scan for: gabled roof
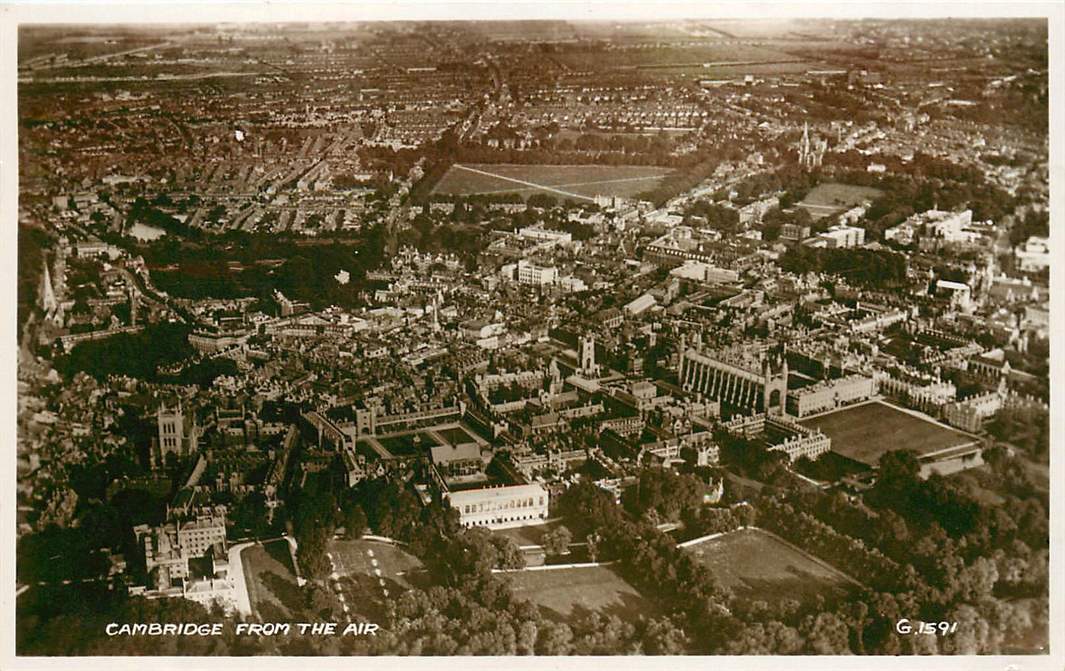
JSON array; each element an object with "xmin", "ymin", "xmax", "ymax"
[{"xmin": 431, "ymin": 442, "xmax": 481, "ymax": 465}]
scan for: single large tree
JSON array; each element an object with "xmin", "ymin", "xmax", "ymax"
[{"xmin": 541, "ymin": 526, "xmax": 572, "ymax": 557}]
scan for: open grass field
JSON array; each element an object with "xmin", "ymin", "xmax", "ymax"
[
  {"xmin": 326, "ymin": 539, "xmax": 425, "ymax": 623},
  {"xmin": 684, "ymin": 528, "xmax": 858, "ymax": 605},
  {"xmin": 697, "ymin": 20, "xmax": 835, "ymax": 39},
  {"xmin": 554, "ymin": 129, "xmax": 692, "ymax": 143},
  {"xmin": 505, "ymin": 565, "xmax": 655, "ymax": 623},
  {"xmin": 431, "ymin": 163, "xmax": 673, "ymax": 201},
  {"xmin": 797, "ymin": 182, "xmax": 883, "ymax": 220},
  {"xmin": 328, "ymin": 539, "xmax": 423, "ymax": 591},
  {"xmin": 800, "ymin": 401, "xmax": 978, "ymax": 468},
  {"xmin": 703, "ymin": 61, "xmax": 815, "ymax": 77},
  {"xmin": 241, "ymin": 539, "xmax": 303, "ymax": 621}
]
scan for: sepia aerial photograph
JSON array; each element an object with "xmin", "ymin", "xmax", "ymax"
[{"xmin": 6, "ymin": 2, "xmax": 1061, "ymax": 665}]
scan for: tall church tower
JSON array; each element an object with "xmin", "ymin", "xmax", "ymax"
[
  {"xmin": 798, "ymin": 121, "xmax": 825, "ymax": 170},
  {"xmin": 129, "ymin": 288, "xmax": 139, "ymax": 327},
  {"xmin": 579, "ymin": 333, "xmax": 599, "ymax": 377},
  {"xmin": 761, "ymin": 346, "xmax": 789, "ymax": 416},
  {"xmin": 431, "ymin": 290, "xmax": 441, "ymax": 332},
  {"xmin": 676, "ymin": 332, "xmax": 689, "ymax": 380}
]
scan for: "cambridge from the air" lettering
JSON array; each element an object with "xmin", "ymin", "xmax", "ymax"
[{"xmin": 105, "ymin": 622, "xmax": 380, "ymax": 636}]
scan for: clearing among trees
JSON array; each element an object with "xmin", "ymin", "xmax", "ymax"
[
  {"xmin": 505, "ymin": 565, "xmax": 656, "ymax": 623},
  {"xmin": 431, "ymin": 163, "xmax": 673, "ymax": 201},
  {"xmin": 796, "ymin": 182, "xmax": 883, "ymax": 220},
  {"xmin": 683, "ymin": 528, "xmax": 858, "ymax": 606}
]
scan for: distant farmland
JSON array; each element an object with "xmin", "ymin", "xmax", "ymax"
[
  {"xmin": 683, "ymin": 528, "xmax": 859, "ymax": 606},
  {"xmin": 796, "ymin": 182, "xmax": 883, "ymax": 220},
  {"xmin": 554, "ymin": 43, "xmax": 801, "ymax": 70},
  {"xmin": 431, "ymin": 163, "xmax": 673, "ymax": 201}
]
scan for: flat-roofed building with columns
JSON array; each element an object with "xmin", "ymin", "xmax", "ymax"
[{"xmin": 446, "ymin": 483, "xmax": 549, "ymax": 529}]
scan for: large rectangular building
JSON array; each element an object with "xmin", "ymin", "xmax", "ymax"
[
  {"xmin": 678, "ymin": 345, "xmax": 788, "ymax": 415},
  {"xmin": 812, "ymin": 224, "xmax": 865, "ymax": 249},
  {"xmin": 722, "ymin": 413, "xmax": 831, "ymax": 462},
  {"xmin": 513, "ymin": 259, "xmax": 562, "ymax": 287},
  {"xmin": 446, "ymin": 483, "xmax": 549, "ymax": 529},
  {"xmin": 786, "ymin": 374, "xmax": 876, "ymax": 417},
  {"xmin": 132, "ymin": 511, "xmax": 234, "ymax": 611}
]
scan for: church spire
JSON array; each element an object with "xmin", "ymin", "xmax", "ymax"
[{"xmin": 40, "ymin": 257, "xmax": 57, "ymax": 314}]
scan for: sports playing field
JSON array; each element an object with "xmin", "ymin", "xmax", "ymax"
[
  {"xmin": 796, "ymin": 182, "xmax": 883, "ymax": 220},
  {"xmin": 326, "ymin": 539, "xmax": 425, "ymax": 622},
  {"xmin": 800, "ymin": 401, "xmax": 978, "ymax": 467},
  {"xmin": 506, "ymin": 565, "xmax": 655, "ymax": 622},
  {"xmin": 683, "ymin": 528, "xmax": 858, "ymax": 605},
  {"xmin": 328, "ymin": 539, "xmax": 423, "ymax": 590},
  {"xmin": 431, "ymin": 163, "xmax": 673, "ymax": 201}
]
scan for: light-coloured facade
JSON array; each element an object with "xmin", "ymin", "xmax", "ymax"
[
  {"xmin": 873, "ymin": 370, "xmax": 957, "ymax": 414},
  {"xmin": 518, "ymin": 225, "xmax": 572, "ymax": 245},
  {"xmin": 511, "ymin": 448, "xmax": 588, "ymax": 479},
  {"xmin": 816, "ymin": 224, "xmax": 865, "ymax": 249},
  {"xmin": 156, "ymin": 402, "xmax": 200, "ymax": 465},
  {"xmin": 1015, "ymin": 236, "xmax": 1050, "ymax": 272},
  {"xmin": 516, "ymin": 259, "xmax": 558, "ymax": 286},
  {"xmin": 132, "ymin": 512, "xmax": 234, "ymax": 611},
  {"xmin": 722, "ymin": 413, "xmax": 831, "ymax": 462},
  {"xmin": 786, "ymin": 374, "xmax": 876, "ymax": 417},
  {"xmin": 936, "ymin": 279, "xmax": 973, "ymax": 311},
  {"xmin": 943, "ymin": 390, "xmax": 1004, "ymax": 433},
  {"xmin": 447, "ymin": 483, "xmax": 550, "ymax": 529}
]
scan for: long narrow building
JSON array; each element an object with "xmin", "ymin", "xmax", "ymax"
[{"xmin": 678, "ymin": 344, "xmax": 788, "ymax": 415}]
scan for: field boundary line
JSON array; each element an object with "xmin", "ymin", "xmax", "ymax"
[
  {"xmin": 794, "ymin": 396, "xmax": 883, "ymax": 421},
  {"xmin": 676, "ymin": 527, "xmax": 747, "ymax": 548},
  {"xmin": 360, "ymin": 534, "xmax": 408, "ymax": 545},
  {"xmin": 489, "ymin": 558, "xmax": 617, "ymax": 575},
  {"xmin": 472, "ymin": 173, "xmax": 665, "ymax": 197},
  {"xmin": 451, "ymin": 164, "xmax": 595, "ymax": 202},
  {"xmin": 876, "ymin": 400, "xmax": 983, "ymax": 441},
  {"xmin": 677, "ymin": 525, "xmax": 868, "ymax": 590}
]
